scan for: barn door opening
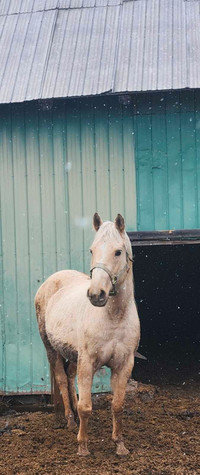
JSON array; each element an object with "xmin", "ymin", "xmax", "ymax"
[{"xmin": 130, "ymin": 237, "xmax": 200, "ymax": 386}]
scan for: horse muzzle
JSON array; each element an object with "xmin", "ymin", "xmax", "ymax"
[{"xmin": 87, "ymin": 288, "xmax": 108, "ymax": 307}]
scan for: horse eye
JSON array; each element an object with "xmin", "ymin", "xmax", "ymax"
[
  {"xmin": 90, "ymin": 249, "xmax": 93, "ymax": 254},
  {"xmin": 115, "ymin": 250, "xmax": 122, "ymax": 256}
]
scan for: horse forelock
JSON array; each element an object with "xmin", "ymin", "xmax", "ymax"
[{"xmin": 93, "ymin": 222, "xmax": 122, "ymax": 245}]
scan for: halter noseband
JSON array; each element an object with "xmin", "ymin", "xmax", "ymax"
[{"xmin": 90, "ymin": 251, "xmax": 133, "ymax": 296}]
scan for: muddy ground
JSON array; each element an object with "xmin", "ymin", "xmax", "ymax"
[{"xmin": 0, "ymin": 382, "xmax": 199, "ymax": 475}]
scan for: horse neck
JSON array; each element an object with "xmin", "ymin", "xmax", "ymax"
[{"xmin": 106, "ymin": 266, "xmax": 134, "ymax": 318}]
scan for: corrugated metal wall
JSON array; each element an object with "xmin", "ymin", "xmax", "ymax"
[
  {"xmin": 0, "ymin": 96, "xmax": 137, "ymax": 393},
  {"xmin": 0, "ymin": 90, "xmax": 200, "ymax": 393},
  {"xmin": 135, "ymin": 90, "xmax": 200, "ymax": 231}
]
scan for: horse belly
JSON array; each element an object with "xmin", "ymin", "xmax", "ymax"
[
  {"xmin": 45, "ymin": 290, "xmax": 84, "ymax": 361},
  {"xmin": 49, "ymin": 337, "xmax": 78, "ymax": 362}
]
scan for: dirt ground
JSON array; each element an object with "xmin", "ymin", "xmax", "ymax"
[{"xmin": 0, "ymin": 382, "xmax": 199, "ymax": 475}]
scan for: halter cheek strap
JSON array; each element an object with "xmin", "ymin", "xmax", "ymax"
[{"xmin": 90, "ymin": 252, "xmax": 134, "ymax": 296}]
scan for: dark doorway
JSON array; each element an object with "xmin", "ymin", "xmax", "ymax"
[{"xmin": 132, "ymin": 244, "xmax": 200, "ymax": 386}]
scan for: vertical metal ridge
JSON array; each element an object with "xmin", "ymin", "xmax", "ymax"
[
  {"xmin": 40, "ymin": 8, "xmax": 59, "ymax": 98},
  {"xmin": 38, "ymin": 105, "xmax": 57, "ymax": 387},
  {"xmin": 63, "ymin": 101, "xmax": 72, "ymax": 269},
  {"xmin": 23, "ymin": 104, "xmax": 33, "ymax": 390},
  {"xmin": 80, "ymin": 100, "xmax": 98, "ymax": 272},
  {"xmin": 0, "ymin": 105, "xmax": 18, "ymax": 392},
  {"xmin": 186, "ymin": 0, "xmax": 200, "ymax": 88},
  {"xmin": 140, "ymin": 0, "xmax": 148, "ymax": 91},
  {"xmin": 121, "ymin": 106, "xmax": 126, "ymax": 218},
  {"xmin": 150, "ymin": 106, "xmax": 155, "ymax": 231},
  {"xmin": 179, "ymin": 102, "xmax": 184, "ymax": 229},
  {"xmin": 52, "ymin": 9, "xmax": 82, "ymax": 97},
  {"xmin": 79, "ymin": 102, "xmax": 85, "ymax": 272},
  {"xmin": 83, "ymin": 6, "xmax": 107, "ymax": 96},
  {"xmin": 10, "ymin": 12, "xmax": 33, "ymax": 102},
  {"xmin": 172, "ymin": 0, "xmax": 187, "ymax": 90},
  {"xmin": 44, "ymin": 10, "xmax": 70, "ymax": 98},
  {"xmin": 26, "ymin": 9, "xmax": 58, "ymax": 100},
  {"xmin": 67, "ymin": 7, "xmax": 86, "ymax": 96},
  {"xmin": 1, "ymin": 13, "xmax": 31, "ymax": 103},
  {"xmin": 26, "ymin": 101, "xmax": 49, "ymax": 392},
  {"xmin": 22, "ymin": 11, "xmax": 46, "ymax": 102},
  {"xmin": 51, "ymin": 110, "xmax": 58, "ymax": 271},
  {"xmin": 142, "ymin": 0, "xmax": 159, "ymax": 91},
  {"xmin": 96, "ymin": 5, "xmax": 109, "ymax": 93},
  {"xmin": 135, "ymin": 103, "xmax": 140, "ymax": 230},
  {"xmin": 0, "ymin": 14, "xmax": 19, "ymax": 94},
  {"xmin": 0, "ymin": 111, "xmax": 6, "ymax": 392},
  {"xmin": 107, "ymin": 3, "xmax": 121, "ymax": 94},
  {"xmin": 80, "ymin": 7, "xmax": 96, "ymax": 96},
  {"xmin": 114, "ymin": 0, "xmax": 134, "ymax": 92},
  {"xmin": 128, "ymin": 0, "xmax": 146, "ymax": 91},
  {"xmin": 37, "ymin": 109, "xmax": 45, "ymax": 284},
  {"xmin": 8, "ymin": 0, "xmax": 23, "ymax": 15},
  {"xmin": 11, "ymin": 103, "xmax": 33, "ymax": 392},
  {"xmin": 67, "ymin": 9, "xmax": 89, "ymax": 96},
  {"xmin": 164, "ymin": 97, "xmax": 170, "ymax": 231},
  {"xmin": 107, "ymin": 101, "xmax": 112, "ymax": 220},
  {"xmin": 0, "ymin": 0, "xmax": 10, "ymax": 16},
  {"xmin": 10, "ymin": 105, "xmax": 19, "ymax": 391},
  {"xmin": 193, "ymin": 93, "xmax": 199, "ymax": 228},
  {"xmin": 195, "ymin": 90, "xmax": 200, "ymax": 227},
  {"xmin": 93, "ymin": 105, "xmax": 98, "ymax": 212},
  {"xmin": 157, "ymin": 0, "xmax": 173, "ymax": 90},
  {"xmin": 52, "ymin": 101, "xmax": 71, "ymax": 272}
]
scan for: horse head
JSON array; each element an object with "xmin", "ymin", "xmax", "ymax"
[{"xmin": 87, "ymin": 213, "xmax": 133, "ymax": 307}]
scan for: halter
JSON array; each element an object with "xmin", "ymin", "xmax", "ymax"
[{"xmin": 90, "ymin": 251, "xmax": 134, "ymax": 296}]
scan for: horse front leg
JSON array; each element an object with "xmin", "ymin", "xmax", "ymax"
[
  {"xmin": 77, "ymin": 358, "xmax": 93, "ymax": 456},
  {"xmin": 111, "ymin": 355, "xmax": 134, "ymax": 456}
]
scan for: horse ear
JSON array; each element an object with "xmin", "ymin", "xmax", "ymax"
[
  {"xmin": 93, "ymin": 212, "xmax": 103, "ymax": 231},
  {"xmin": 115, "ymin": 214, "xmax": 125, "ymax": 234}
]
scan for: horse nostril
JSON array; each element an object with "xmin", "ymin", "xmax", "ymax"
[
  {"xmin": 99, "ymin": 289, "xmax": 106, "ymax": 301},
  {"xmin": 87, "ymin": 288, "xmax": 107, "ymax": 306}
]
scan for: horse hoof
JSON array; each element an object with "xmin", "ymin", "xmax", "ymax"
[
  {"xmin": 77, "ymin": 443, "xmax": 90, "ymax": 456},
  {"xmin": 67, "ymin": 418, "xmax": 77, "ymax": 432},
  {"xmin": 116, "ymin": 442, "xmax": 130, "ymax": 456}
]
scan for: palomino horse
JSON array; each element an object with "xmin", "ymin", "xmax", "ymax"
[{"xmin": 35, "ymin": 213, "xmax": 140, "ymax": 456}]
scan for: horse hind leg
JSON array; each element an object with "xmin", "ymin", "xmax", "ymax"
[
  {"xmin": 35, "ymin": 301, "xmax": 76, "ymax": 430},
  {"xmin": 53, "ymin": 354, "xmax": 77, "ymax": 431},
  {"xmin": 64, "ymin": 361, "xmax": 78, "ymax": 420},
  {"xmin": 41, "ymin": 335, "xmax": 77, "ymax": 430}
]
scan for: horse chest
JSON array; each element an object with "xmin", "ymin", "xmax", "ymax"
[{"xmin": 86, "ymin": 323, "xmax": 132, "ymax": 368}]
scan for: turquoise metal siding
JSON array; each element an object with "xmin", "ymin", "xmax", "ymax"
[
  {"xmin": 0, "ymin": 97, "xmax": 137, "ymax": 393},
  {"xmin": 0, "ymin": 90, "xmax": 200, "ymax": 394},
  {"xmin": 135, "ymin": 90, "xmax": 200, "ymax": 231}
]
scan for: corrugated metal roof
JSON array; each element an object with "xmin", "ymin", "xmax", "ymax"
[{"xmin": 0, "ymin": 0, "xmax": 200, "ymax": 103}]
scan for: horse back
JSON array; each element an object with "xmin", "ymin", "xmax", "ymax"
[{"xmin": 35, "ymin": 270, "xmax": 89, "ymax": 330}]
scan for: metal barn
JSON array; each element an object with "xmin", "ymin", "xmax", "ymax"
[{"xmin": 0, "ymin": 0, "xmax": 200, "ymax": 394}]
